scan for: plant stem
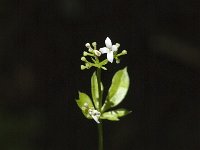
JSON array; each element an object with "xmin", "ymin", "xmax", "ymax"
[
  {"xmin": 96, "ymin": 68, "xmax": 103, "ymax": 150},
  {"xmin": 96, "ymin": 68, "xmax": 102, "ymax": 109},
  {"xmin": 98, "ymin": 123, "xmax": 103, "ymax": 150}
]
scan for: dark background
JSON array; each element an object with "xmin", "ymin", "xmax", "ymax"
[{"xmin": 0, "ymin": 0, "xmax": 200, "ymax": 150}]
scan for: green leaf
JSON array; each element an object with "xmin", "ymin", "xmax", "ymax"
[
  {"xmin": 76, "ymin": 92, "xmax": 94, "ymax": 119},
  {"xmin": 101, "ymin": 66, "xmax": 107, "ymax": 70},
  {"xmin": 99, "ymin": 59, "xmax": 108, "ymax": 66},
  {"xmin": 101, "ymin": 108, "xmax": 132, "ymax": 121},
  {"xmin": 91, "ymin": 71, "xmax": 103, "ymax": 110},
  {"xmin": 91, "ymin": 72, "xmax": 99, "ymax": 109},
  {"xmin": 101, "ymin": 67, "xmax": 130, "ymax": 112}
]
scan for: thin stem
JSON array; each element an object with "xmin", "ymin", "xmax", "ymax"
[
  {"xmin": 96, "ymin": 68, "xmax": 103, "ymax": 150},
  {"xmin": 96, "ymin": 68, "xmax": 102, "ymax": 110},
  {"xmin": 98, "ymin": 123, "xmax": 103, "ymax": 150}
]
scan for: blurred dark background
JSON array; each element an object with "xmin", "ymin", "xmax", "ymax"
[{"xmin": 0, "ymin": 0, "xmax": 200, "ymax": 150}]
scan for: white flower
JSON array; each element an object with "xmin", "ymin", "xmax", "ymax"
[
  {"xmin": 99, "ymin": 37, "xmax": 118, "ymax": 63},
  {"xmin": 89, "ymin": 109, "xmax": 101, "ymax": 124}
]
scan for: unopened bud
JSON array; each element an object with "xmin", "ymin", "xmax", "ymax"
[
  {"xmin": 85, "ymin": 43, "xmax": 90, "ymax": 48},
  {"xmin": 88, "ymin": 48, "xmax": 93, "ymax": 53},
  {"xmin": 81, "ymin": 65, "xmax": 86, "ymax": 70},
  {"xmin": 116, "ymin": 43, "xmax": 120, "ymax": 48},
  {"xmin": 122, "ymin": 50, "xmax": 127, "ymax": 55},
  {"xmin": 81, "ymin": 57, "xmax": 87, "ymax": 62},
  {"xmin": 92, "ymin": 42, "xmax": 97, "ymax": 49},
  {"xmin": 83, "ymin": 51, "xmax": 88, "ymax": 56},
  {"xmin": 94, "ymin": 50, "xmax": 101, "ymax": 57}
]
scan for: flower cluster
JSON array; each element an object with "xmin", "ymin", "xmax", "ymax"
[
  {"xmin": 81, "ymin": 37, "xmax": 127, "ymax": 70},
  {"xmin": 82, "ymin": 103, "xmax": 101, "ymax": 123}
]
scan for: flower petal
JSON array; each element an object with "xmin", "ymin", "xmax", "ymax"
[
  {"xmin": 107, "ymin": 51, "xmax": 114, "ymax": 63},
  {"xmin": 112, "ymin": 45, "xmax": 118, "ymax": 52},
  {"xmin": 99, "ymin": 47, "xmax": 109, "ymax": 54},
  {"xmin": 91, "ymin": 115, "xmax": 100, "ymax": 124},
  {"xmin": 105, "ymin": 37, "xmax": 112, "ymax": 49}
]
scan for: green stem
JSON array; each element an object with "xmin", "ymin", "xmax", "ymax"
[
  {"xmin": 98, "ymin": 123, "xmax": 103, "ymax": 150},
  {"xmin": 97, "ymin": 68, "xmax": 102, "ymax": 109},
  {"xmin": 96, "ymin": 68, "xmax": 103, "ymax": 150}
]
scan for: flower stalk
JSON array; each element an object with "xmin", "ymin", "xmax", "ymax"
[{"xmin": 96, "ymin": 67, "xmax": 103, "ymax": 150}]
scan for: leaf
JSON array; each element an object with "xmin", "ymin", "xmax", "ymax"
[
  {"xmin": 76, "ymin": 92, "xmax": 94, "ymax": 119},
  {"xmin": 101, "ymin": 66, "xmax": 107, "ymax": 70},
  {"xmin": 91, "ymin": 71, "xmax": 103, "ymax": 110},
  {"xmin": 91, "ymin": 72, "xmax": 99, "ymax": 109},
  {"xmin": 99, "ymin": 59, "xmax": 108, "ymax": 66},
  {"xmin": 101, "ymin": 67, "xmax": 130, "ymax": 112},
  {"xmin": 101, "ymin": 108, "xmax": 132, "ymax": 121}
]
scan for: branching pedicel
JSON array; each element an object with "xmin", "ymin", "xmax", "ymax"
[{"xmin": 76, "ymin": 37, "xmax": 131, "ymax": 150}]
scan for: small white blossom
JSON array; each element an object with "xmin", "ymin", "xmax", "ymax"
[
  {"xmin": 89, "ymin": 109, "xmax": 101, "ymax": 124},
  {"xmin": 99, "ymin": 37, "xmax": 118, "ymax": 63}
]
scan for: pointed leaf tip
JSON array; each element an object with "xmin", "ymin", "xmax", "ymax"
[
  {"xmin": 102, "ymin": 67, "xmax": 130, "ymax": 112},
  {"xmin": 101, "ymin": 108, "xmax": 131, "ymax": 121},
  {"xmin": 76, "ymin": 92, "xmax": 94, "ymax": 119}
]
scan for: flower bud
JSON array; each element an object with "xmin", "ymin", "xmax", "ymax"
[
  {"xmin": 83, "ymin": 51, "xmax": 88, "ymax": 56},
  {"xmin": 81, "ymin": 57, "xmax": 87, "ymax": 62},
  {"xmin": 92, "ymin": 42, "xmax": 97, "ymax": 49},
  {"xmin": 94, "ymin": 50, "xmax": 101, "ymax": 57},
  {"xmin": 122, "ymin": 50, "xmax": 127, "ymax": 55},
  {"xmin": 80, "ymin": 65, "xmax": 86, "ymax": 70},
  {"xmin": 85, "ymin": 43, "xmax": 90, "ymax": 48},
  {"xmin": 116, "ymin": 43, "xmax": 120, "ymax": 48},
  {"xmin": 88, "ymin": 48, "xmax": 93, "ymax": 53}
]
